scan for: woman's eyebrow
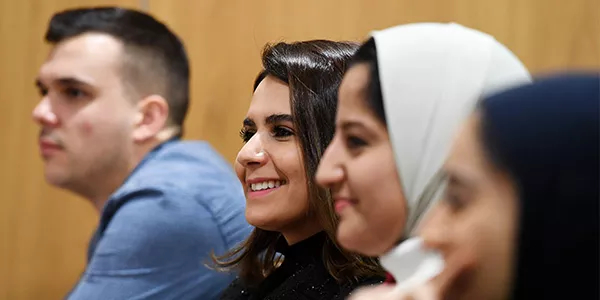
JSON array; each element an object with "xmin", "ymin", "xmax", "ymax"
[
  {"xmin": 242, "ymin": 117, "xmax": 255, "ymax": 127},
  {"xmin": 265, "ymin": 114, "xmax": 293, "ymax": 125},
  {"xmin": 446, "ymin": 167, "xmax": 478, "ymax": 190}
]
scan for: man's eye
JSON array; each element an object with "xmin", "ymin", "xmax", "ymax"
[{"xmin": 64, "ymin": 88, "xmax": 86, "ymax": 99}]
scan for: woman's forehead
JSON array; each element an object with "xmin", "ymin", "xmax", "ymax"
[
  {"xmin": 339, "ymin": 64, "xmax": 370, "ymax": 101},
  {"xmin": 247, "ymin": 76, "xmax": 292, "ymax": 121}
]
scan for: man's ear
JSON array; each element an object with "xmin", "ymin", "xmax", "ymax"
[{"xmin": 132, "ymin": 94, "xmax": 170, "ymax": 142}]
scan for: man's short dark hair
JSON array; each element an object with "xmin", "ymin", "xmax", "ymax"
[{"xmin": 45, "ymin": 7, "xmax": 190, "ymax": 133}]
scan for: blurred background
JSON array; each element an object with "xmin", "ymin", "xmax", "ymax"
[{"xmin": 0, "ymin": 0, "xmax": 598, "ymax": 298}]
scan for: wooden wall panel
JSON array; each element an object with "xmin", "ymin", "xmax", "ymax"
[
  {"xmin": 0, "ymin": 1, "xmax": 139, "ymax": 299},
  {"xmin": 1, "ymin": 0, "xmax": 598, "ymax": 299},
  {"xmin": 147, "ymin": 0, "xmax": 599, "ymax": 164}
]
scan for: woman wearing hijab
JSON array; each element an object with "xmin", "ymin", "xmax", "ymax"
[
  {"xmin": 214, "ymin": 40, "xmax": 384, "ymax": 300},
  {"xmin": 316, "ymin": 22, "xmax": 531, "ymax": 267},
  {"xmin": 353, "ymin": 73, "xmax": 600, "ymax": 299}
]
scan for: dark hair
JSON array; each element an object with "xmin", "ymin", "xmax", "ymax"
[
  {"xmin": 213, "ymin": 40, "xmax": 384, "ymax": 285},
  {"xmin": 349, "ymin": 38, "xmax": 386, "ymax": 124},
  {"xmin": 45, "ymin": 7, "xmax": 190, "ymax": 135}
]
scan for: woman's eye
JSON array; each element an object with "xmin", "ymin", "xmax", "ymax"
[
  {"xmin": 273, "ymin": 126, "xmax": 294, "ymax": 138},
  {"xmin": 443, "ymin": 190, "xmax": 468, "ymax": 212},
  {"xmin": 346, "ymin": 136, "xmax": 368, "ymax": 149},
  {"xmin": 239, "ymin": 128, "xmax": 255, "ymax": 143}
]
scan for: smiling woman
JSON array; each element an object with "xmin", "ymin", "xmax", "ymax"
[
  {"xmin": 315, "ymin": 23, "xmax": 532, "ymax": 260},
  {"xmin": 213, "ymin": 40, "xmax": 385, "ymax": 300},
  {"xmin": 238, "ymin": 76, "xmax": 311, "ymax": 238}
]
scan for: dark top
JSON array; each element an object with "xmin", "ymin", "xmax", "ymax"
[{"xmin": 220, "ymin": 231, "xmax": 384, "ymax": 300}]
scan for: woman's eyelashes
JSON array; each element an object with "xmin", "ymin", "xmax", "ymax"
[
  {"xmin": 239, "ymin": 125, "xmax": 295, "ymax": 143},
  {"xmin": 345, "ymin": 134, "xmax": 368, "ymax": 150},
  {"xmin": 272, "ymin": 126, "xmax": 294, "ymax": 138},
  {"xmin": 239, "ymin": 128, "xmax": 255, "ymax": 143},
  {"xmin": 443, "ymin": 186, "xmax": 469, "ymax": 212}
]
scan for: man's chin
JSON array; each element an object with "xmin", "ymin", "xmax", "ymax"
[{"xmin": 44, "ymin": 170, "xmax": 71, "ymax": 188}]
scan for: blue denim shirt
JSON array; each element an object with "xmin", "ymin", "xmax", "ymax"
[{"xmin": 67, "ymin": 139, "xmax": 252, "ymax": 300}]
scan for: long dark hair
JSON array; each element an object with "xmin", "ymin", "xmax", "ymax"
[{"xmin": 212, "ymin": 40, "xmax": 384, "ymax": 286}]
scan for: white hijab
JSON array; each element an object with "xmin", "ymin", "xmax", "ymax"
[{"xmin": 371, "ymin": 22, "xmax": 532, "ymax": 237}]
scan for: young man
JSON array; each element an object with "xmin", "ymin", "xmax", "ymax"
[{"xmin": 33, "ymin": 7, "xmax": 251, "ymax": 299}]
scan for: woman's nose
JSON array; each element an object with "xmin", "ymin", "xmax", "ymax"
[
  {"xmin": 316, "ymin": 137, "xmax": 344, "ymax": 188},
  {"xmin": 418, "ymin": 205, "xmax": 450, "ymax": 251},
  {"xmin": 236, "ymin": 133, "xmax": 268, "ymax": 168}
]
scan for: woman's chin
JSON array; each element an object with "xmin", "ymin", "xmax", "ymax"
[
  {"xmin": 336, "ymin": 226, "xmax": 380, "ymax": 256},
  {"xmin": 245, "ymin": 212, "xmax": 278, "ymax": 231}
]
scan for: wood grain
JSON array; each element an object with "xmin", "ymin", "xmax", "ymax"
[
  {"xmin": 1, "ymin": 0, "xmax": 597, "ymax": 298},
  {"xmin": 148, "ymin": 0, "xmax": 599, "ymax": 163}
]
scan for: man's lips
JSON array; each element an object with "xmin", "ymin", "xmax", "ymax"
[{"xmin": 39, "ymin": 139, "xmax": 62, "ymax": 157}]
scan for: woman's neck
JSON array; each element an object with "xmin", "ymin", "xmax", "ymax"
[{"xmin": 281, "ymin": 219, "xmax": 323, "ymax": 245}]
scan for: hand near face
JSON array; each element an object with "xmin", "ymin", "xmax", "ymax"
[{"xmin": 349, "ymin": 248, "xmax": 475, "ymax": 300}]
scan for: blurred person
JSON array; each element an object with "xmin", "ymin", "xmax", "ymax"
[
  {"xmin": 214, "ymin": 40, "xmax": 385, "ymax": 300},
  {"xmin": 351, "ymin": 73, "xmax": 600, "ymax": 299},
  {"xmin": 316, "ymin": 22, "xmax": 531, "ymax": 262},
  {"xmin": 33, "ymin": 7, "xmax": 251, "ymax": 299}
]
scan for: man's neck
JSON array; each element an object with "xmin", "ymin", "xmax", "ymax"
[
  {"xmin": 90, "ymin": 192, "xmax": 114, "ymax": 212},
  {"xmin": 85, "ymin": 160, "xmax": 137, "ymax": 213},
  {"xmin": 86, "ymin": 130, "xmax": 178, "ymax": 213}
]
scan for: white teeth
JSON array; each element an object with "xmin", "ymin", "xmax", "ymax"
[{"xmin": 250, "ymin": 180, "xmax": 285, "ymax": 191}]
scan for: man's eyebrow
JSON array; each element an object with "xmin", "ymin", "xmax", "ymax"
[{"xmin": 35, "ymin": 76, "xmax": 93, "ymax": 89}]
